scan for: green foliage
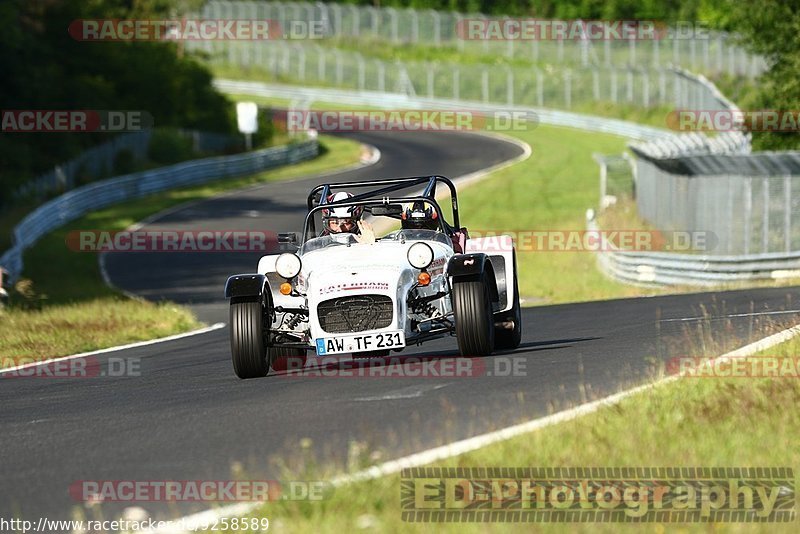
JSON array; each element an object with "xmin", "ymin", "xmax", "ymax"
[
  {"xmin": 719, "ymin": 0, "xmax": 800, "ymax": 149},
  {"xmin": 251, "ymin": 109, "xmax": 276, "ymax": 149},
  {"xmin": 0, "ymin": 0, "xmax": 235, "ymax": 194},
  {"xmin": 328, "ymin": 0, "xmax": 722, "ymax": 19},
  {"xmin": 112, "ymin": 149, "xmax": 136, "ymax": 175},
  {"xmin": 147, "ymin": 128, "xmax": 195, "ymax": 164}
]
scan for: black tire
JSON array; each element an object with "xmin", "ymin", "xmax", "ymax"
[
  {"xmin": 494, "ymin": 254, "xmax": 522, "ymax": 350},
  {"xmin": 270, "ymin": 347, "xmax": 308, "ymax": 372},
  {"xmin": 452, "ymin": 276, "xmax": 495, "ymax": 356},
  {"xmin": 230, "ymin": 299, "xmax": 268, "ymax": 379}
]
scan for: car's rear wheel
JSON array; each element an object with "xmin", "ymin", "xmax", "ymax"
[
  {"xmin": 270, "ymin": 347, "xmax": 308, "ymax": 372},
  {"xmin": 494, "ymin": 253, "xmax": 522, "ymax": 350},
  {"xmin": 452, "ymin": 275, "xmax": 495, "ymax": 356},
  {"xmin": 230, "ymin": 299, "xmax": 269, "ymax": 379}
]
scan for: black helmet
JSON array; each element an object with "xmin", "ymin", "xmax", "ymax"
[{"xmin": 402, "ymin": 201, "xmax": 439, "ymax": 231}]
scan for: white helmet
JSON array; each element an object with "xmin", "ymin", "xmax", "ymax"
[{"xmin": 322, "ymin": 191, "xmax": 363, "ymax": 234}]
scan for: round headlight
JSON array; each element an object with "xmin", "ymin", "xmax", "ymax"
[
  {"xmin": 275, "ymin": 253, "xmax": 302, "ymax": 279},
  {"xmin": 407, "ymin": 242, "xmax": 434, "ymax": 270}
]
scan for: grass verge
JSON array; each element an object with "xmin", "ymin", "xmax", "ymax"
[
  {"xmin": 0, "ymin": 135, "xmax": 364, "ymax": 364},
  {"xmin": 250, "ymin": 324, "xmax": 800, "ymax": 533}
]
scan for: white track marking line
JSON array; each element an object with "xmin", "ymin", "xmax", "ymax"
[
  {"xmin": 144, "ymin": 321, "xmax": 800, "ymax": 533},
  {"xmin": 353, "ymin": 383, "xmax": 449, "ymax": 402},
  {"xmin": 0, "ymin": 323, "xmax": 225, "ymax": 375},
  {"xmin": 660, "ymin": 309, "xmax": 800, "ymax": 322}
]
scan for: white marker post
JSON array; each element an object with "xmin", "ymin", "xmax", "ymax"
[{"xmin": 236, "ymin": 102, "xmax": 259, "ymax": 151}]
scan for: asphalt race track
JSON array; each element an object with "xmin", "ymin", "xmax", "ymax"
[{"xmin": 3, "ymin": 130, "xmax": 800, "ymax": 524}]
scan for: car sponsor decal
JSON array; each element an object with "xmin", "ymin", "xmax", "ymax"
[{"xmin": 318, "ymin": 282, "xmax": 390, "ymax": 295}]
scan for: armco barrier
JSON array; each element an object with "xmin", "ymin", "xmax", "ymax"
[
  {"xmin": 587, "ymin": 217, "xmax": 800, "ymax": 286},
  {"xmin": 213, "ymin": 79, "xmax": 670, "ymax": 141},
  {"xmin": 0, "ymin": 139, "xmax": 318, "ymax": 284}
]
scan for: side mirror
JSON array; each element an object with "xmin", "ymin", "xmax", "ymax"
[
  {"xmin": 278, "ymin": 232, "xmax": 299, "ymax": 252},
  {"xmin": 277, "ymin": 232, "xmax": 298, "ymax": 244}
]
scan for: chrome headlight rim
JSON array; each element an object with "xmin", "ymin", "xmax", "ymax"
[
  {"xmin": 407, "ymin": 242, "xmax": 434, "ymax": 270},
  {"xmin": 275, "ymin": 253, "xmax": 302, "ymax": 279}
]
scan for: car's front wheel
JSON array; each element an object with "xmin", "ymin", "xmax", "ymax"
[
  {"xmin": 452, "ymin": 275, "xmax": 495, "ymax": 356},
  {"xmin": 230, "ymin": 299, "xmax": 269, "ymax": 379}
]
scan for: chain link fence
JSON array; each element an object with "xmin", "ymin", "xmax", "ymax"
[
  {"xmin": 195, "ymin": 39, "xmax": 739, "ymax": 114},
  {"xmin": 197, "ymin": 1, "xmax": 767, "ymax": 77},
  {"xmin": 620, "ymin": 69, "xmax": 800, "ymax": 258},
  {"xmin": 632, "ymin": 157, "xmax": 800, "ymax": 256}
]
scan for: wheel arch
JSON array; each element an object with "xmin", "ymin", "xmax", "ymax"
[{"xmin": 446, "ymin": 253, "xmax": 499, "ymax": 303}]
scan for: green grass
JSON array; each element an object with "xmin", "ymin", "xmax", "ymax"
[
  {"xmin": 457, "ymin": 125, "xmax": 664, "ymax": 304},
  {"xmin": 0, "ymin": 300, "xmax": 198, "ymax": 365},
  {"xmin": 0, "ymin": 135, "xmax": 364, "ymax": 364},
  {"xmin": 247, "ymin": 323, "xmax": 800, "ymax": 533}
]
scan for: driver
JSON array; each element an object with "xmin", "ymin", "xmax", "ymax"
[
  {"xmin": 321, "ymin": 191, "xmax": 363, "ymax": 235},
  {"xmin": 321, "ymin": 191, "xmax": 375, "ymax": 243},
  {"xmin": 401, "ymin": 200, "xmax": 440, "ymax": 231}
]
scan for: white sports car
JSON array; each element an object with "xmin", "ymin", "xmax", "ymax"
[{"xmin": 224, "ymin": 175, "xmax": 521, "ymax": 379}]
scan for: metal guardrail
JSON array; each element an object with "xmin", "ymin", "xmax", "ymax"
[
  {"xmin": 214, "ymin": 79, "xmax": 670, "ymax": 141},
  {"xmin": 588, "ymin": 218, "xmax": 800, "ymax": 286},
  {"xmin": 10, "ymin": 129, "xmax": 242, "ymax": 204},
  {"xmin": 0, "ymin": 139, "xmax": 318, "ymax": 285},
  {"xmin": 629, "ymin": 68, "xmax": 751, "ymax": 159},
  {"xmin": 203, "ymin": 37, "xmax": 745, "ymax": 113}
]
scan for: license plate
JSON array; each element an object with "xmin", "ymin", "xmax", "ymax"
[{"xmin": 315, "ymin": 331, "xmax": 406, "ymax": 355}]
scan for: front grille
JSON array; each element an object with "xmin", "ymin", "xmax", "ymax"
[{"xmin": 318, "ymin": 294, "xmax": 394, "ymax": 334}]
